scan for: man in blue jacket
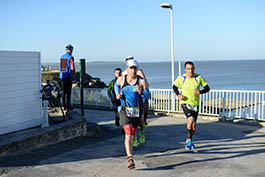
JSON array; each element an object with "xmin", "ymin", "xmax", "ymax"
[{"xmin": 59, "ymin": 44, "xmax": 75, "ymax": 112}]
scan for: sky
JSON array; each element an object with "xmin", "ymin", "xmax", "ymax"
[{"xmin": 1, "ymin": 0, "xmax": 265, "ymax": 63}]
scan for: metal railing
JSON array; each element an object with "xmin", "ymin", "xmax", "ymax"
[
  {"xmin": 72, "ymin": 88, "xmax": 112, "ymax": 108},
  {"xmin": 150, "ymin": 89, "xmax": 265, "ymax": 121},
  {"xmin": 71, "ymin": 88, "xmax": 265, "ymax": 121}
]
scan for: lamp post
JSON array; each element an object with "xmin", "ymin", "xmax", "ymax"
[
  {"xmin": 160, "ymin": 3, "xmax": 181, "ymax": 82},
  {"xmin": 161, "ymin": 3, "xmax": 180, "ymax": 112}
]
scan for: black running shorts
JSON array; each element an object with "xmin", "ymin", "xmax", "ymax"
[
  {"xmin": 181, "ymin": 104, "xmax": 199, "ymax": 121},
  {"xmin": 118, "ymin": 106, "xmax": 141, "ymax": 127}
]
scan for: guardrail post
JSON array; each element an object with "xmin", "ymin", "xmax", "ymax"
[
  {"xmin": 222, "ymin": 96, "xmax": 225, "ymax": 117},
  {"xmin": 255, "ymin": 92, "xmax": 258, "ymax": 120},
  {"xmin": 79, "ymin": 59, "xmax": 86, "ymax": 116},
  {"xmin": 171, "ymin": 92, "xmax": 175, "ymax": 112},
  {"xmin": 42, "ymin": 100, "xmax": 49, "ymax": 127}
]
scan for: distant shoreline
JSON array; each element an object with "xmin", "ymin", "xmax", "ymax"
[{"xmin": 41, "ymin": 58, "xmax": 265, "ymax": 65}]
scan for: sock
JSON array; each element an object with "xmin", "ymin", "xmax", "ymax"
[{"xmin": 187, "ymin": 129, "xmax": 194, "ymax": 140}]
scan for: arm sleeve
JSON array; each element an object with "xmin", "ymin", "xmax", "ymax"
[
  {"xmin": 142, "ymin": 88, "xmax": 151, "ymax": 99},
  {"xmin": 199, "ymin": 85, "xmax": 210, "ymax": 94},
  {"xmin": 173, "ymin": 85, "xmax": 180, "ymax": 95},
  {"xmin": 114, "ymin": 82, "xmax": 121, "ymax": 95}
]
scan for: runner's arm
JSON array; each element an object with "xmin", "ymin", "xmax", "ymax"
[
  {"xmin": 173, "ymin": 85, "xmax": 180, "ymax": 95},
  {"xmin": 70, "ymin": 57, "xmax": 75, "ymax": 73},
  {"xmin": 115, "ymin": 76, "xmax": 123, "ymax": 99},
  {"xmin": 199, "ymin": 85, "xmax": 210, "ymax": 94},
  {"xmin": 107, "ymin": 81, "xmax": 115, "ymax": 102},
  {"xmin": 173, "ymin": 85, "xmax": 184, "ymax": 100},
  {"xmin": 140, "ymin": 78, "xmax": 151, "ymax": 99},
  {"xmin": 137, "ymin": 69, "xmax": 149, "ymax": 88}
]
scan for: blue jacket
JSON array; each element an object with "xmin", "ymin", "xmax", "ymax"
[{"xmin": 59, "ymin": 52, "xmax": 74, "ymax": 79}]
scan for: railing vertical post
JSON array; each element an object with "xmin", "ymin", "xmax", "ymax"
[
  {"xmin": 255, "ymin": 92, "xmax": 257, "ymax": 120},
  {"xmin": 42, "ymin": 100, "xmax": 49, "ymax": 127},
  {"xmin": 261, "ymin": 93, "xmax": 265, "ymax": 120},
  {"xmin": 168, "ymin": 91, "xmax": 170, "ymax": 113},
  {"xmin": 79, "ymin": 59, "xmax": 86, "ymax": 116},
  {"xmin": 251, "ymin": 92, "xmax": 253, "ymax": 118},
  {"xmin": 202, "ymin": 93, "xmax": 205, "ymax": 114},
  {"xmin": 172, "ymin": 92, "xmax": 175, "ymax": 112},
  {"xmin": 222, "ymin": 92, "xmax": 225, "ymax": 117}
]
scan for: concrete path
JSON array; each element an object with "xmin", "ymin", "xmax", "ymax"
[{"xmin": 1, "ymin": 109, "xmax": 265, "ymax": 177}]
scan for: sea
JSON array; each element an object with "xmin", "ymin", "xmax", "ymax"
[{"xmin": 43, "ymin": 59, "xmax": 265, "ymax": 91}]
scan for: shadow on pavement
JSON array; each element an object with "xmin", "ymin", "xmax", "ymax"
[
  {"xmin": 1, "ymin": 109, "xmax": 265, "ymax": 174},
  {"xmin": 139, "ymin": 122, "xmax": 265, "ymax": 171}
]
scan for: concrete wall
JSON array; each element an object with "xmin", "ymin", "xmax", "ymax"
[
  {"xmin": 0, "ymin": 50, "xmax": 42, "ymax": 135},
  {"xmin": 0, "ymin": 113, "xmax": 87, "ymax": 157}
]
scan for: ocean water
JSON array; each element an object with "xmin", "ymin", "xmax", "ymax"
[{"xmin": 44, "ymin": 59, "xmax": 265, "ymax": 91}]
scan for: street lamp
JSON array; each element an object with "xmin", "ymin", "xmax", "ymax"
[
  {"xmin": 161, "ymin": 3, "xmax": 180, "ymax": 112},
  {"xmin": 160, "ymin": 3, "xmax": 181, "ymax": 86}
]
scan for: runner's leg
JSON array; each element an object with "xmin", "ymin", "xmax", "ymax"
[
  {"xmin": 123, "ymin": 124, "xmax": 134, "ymax": 157},
  {"xmin": 143, "ymin": 101, "xmax": 149, "ymax": 127},
  {"xmin": 123, "ymin": 124, "xmax": 136, "ymax": 168}
]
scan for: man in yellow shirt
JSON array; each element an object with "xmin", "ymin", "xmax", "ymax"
[{"xmin": 173, "ymin": 61, "xmax": 210, "ymax": 150}]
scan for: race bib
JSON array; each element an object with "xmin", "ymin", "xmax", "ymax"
[
  {"xmin": 187, "ymin": 104, "xmax": 198, "ymax": 112},
  {"xmin": 125, "ymin": 107, "xmax": 140, "ymax": 117}
]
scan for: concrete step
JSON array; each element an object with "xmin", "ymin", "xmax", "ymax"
[{"xmin": 0, "ymin": 111, "xmax": 91, "ymax": 157}]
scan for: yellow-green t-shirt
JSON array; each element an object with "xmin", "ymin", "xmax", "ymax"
[{"xmin": 174, "ymin": 73, "xmax": 208, "ymax": 106}]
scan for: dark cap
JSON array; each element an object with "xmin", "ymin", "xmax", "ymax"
[{"xmin": 66, "ymin": 44, "xmax": 74, "ymax": 50}]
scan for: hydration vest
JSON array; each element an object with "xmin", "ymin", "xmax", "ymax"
[
  {"xmin": 120, "ymin": 75, "xmax": 141, "ymax": 107},
  {"xmin": 59, "ymin": 52, "xmax": 73, "ymax": 79}
]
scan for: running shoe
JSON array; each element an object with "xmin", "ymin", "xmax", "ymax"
[
  {"xmin": 186, "ymin": 138, "xmax": 195, "ymax": 149},
  {"xmin": 191, "ymin": 143, "xmax": 195, "ymax": 149},
  {"xmin": 140, "ymin": 132, "xmax": 145, "ymax": 144},
  {"xmin": 133, "ymin": 137, "xmax": 138, "ymax": 147},
  {"xmin": 127, "ymin": 157, "xmax": 135, "ymax": 169},
  {"xmin": 185, "ymin": 138, "xmax": 192, "ymax": 151}
]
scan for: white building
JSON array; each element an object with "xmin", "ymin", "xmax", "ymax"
[{"xmin": 0, "ymin": 50, "xmax": 42, "ymax": 135}]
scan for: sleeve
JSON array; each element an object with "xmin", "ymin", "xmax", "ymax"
[
  {"xmin": 199, "ymin": 75, "xmax": 208, "ymax": 87},
  {"xmin": 142, "ymin": 88, "xmax": 151, "ymax": 99},
  {"xmin": 199, "ymin": 85, "xmax": 210, "ymax": 94},
  {"xmin": 173, "ymin": 85, "xmax": 180, "ymax": 95},
  {"xmin": 114, "ymin": 82, "xmax": 121, "ymax": 95},
  {"xmin": 107, "ymin": 80, "xmax": 113, "ymax": 92},
  {"xmin": 174, "ymin": 76, "xmax": 182, "ymax": 87},
  {"xmin": 70, "ymin": 57, "xmax": 75, "ymax": 73}
]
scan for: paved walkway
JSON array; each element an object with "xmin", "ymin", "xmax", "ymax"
[{"xmin": 1, "ymin": 109, "xmax": 265, "ymax": 177}]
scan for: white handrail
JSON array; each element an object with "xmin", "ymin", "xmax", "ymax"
[{"xmin": 71, "ymin": 88, "xmax": 265, "ymax": 121}]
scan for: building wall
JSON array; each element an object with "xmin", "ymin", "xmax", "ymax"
[{"xmin": 0, "ymin": 51, "xmax": 42, "ymax": 135}]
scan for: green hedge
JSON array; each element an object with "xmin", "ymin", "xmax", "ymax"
[
  {"xmin": 41, "ymin": 72, "xmax": 91, "ymax": 83},
  {"xmin": 42, "ymin": 72, "xmax": 60, "ymax": 82}
]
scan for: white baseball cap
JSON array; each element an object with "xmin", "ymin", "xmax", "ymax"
[
  {"xmin": 126, "ymin": 59, "xmax": 138, "ymax": 68},
  {"xmin": 125, "ymin": 56, "xmax": 134, "ymax": 61}
]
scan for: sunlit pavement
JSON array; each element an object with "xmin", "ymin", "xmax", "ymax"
[{"xmin": 1, "ymin": 109, "xmax": 265, "ymax": 177}]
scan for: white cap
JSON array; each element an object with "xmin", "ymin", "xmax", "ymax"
[
  {"xmin": 126, "ymin": 59, "xmax": 138, "ymax": 68},
  {"xmin": 125, "ymin": 56, "xmax": 134, "ymax": 61}
]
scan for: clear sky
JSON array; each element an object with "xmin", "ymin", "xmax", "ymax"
[{"xmin": 1, "ymin": 0, "xmax": 265, "ymax": 63}]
